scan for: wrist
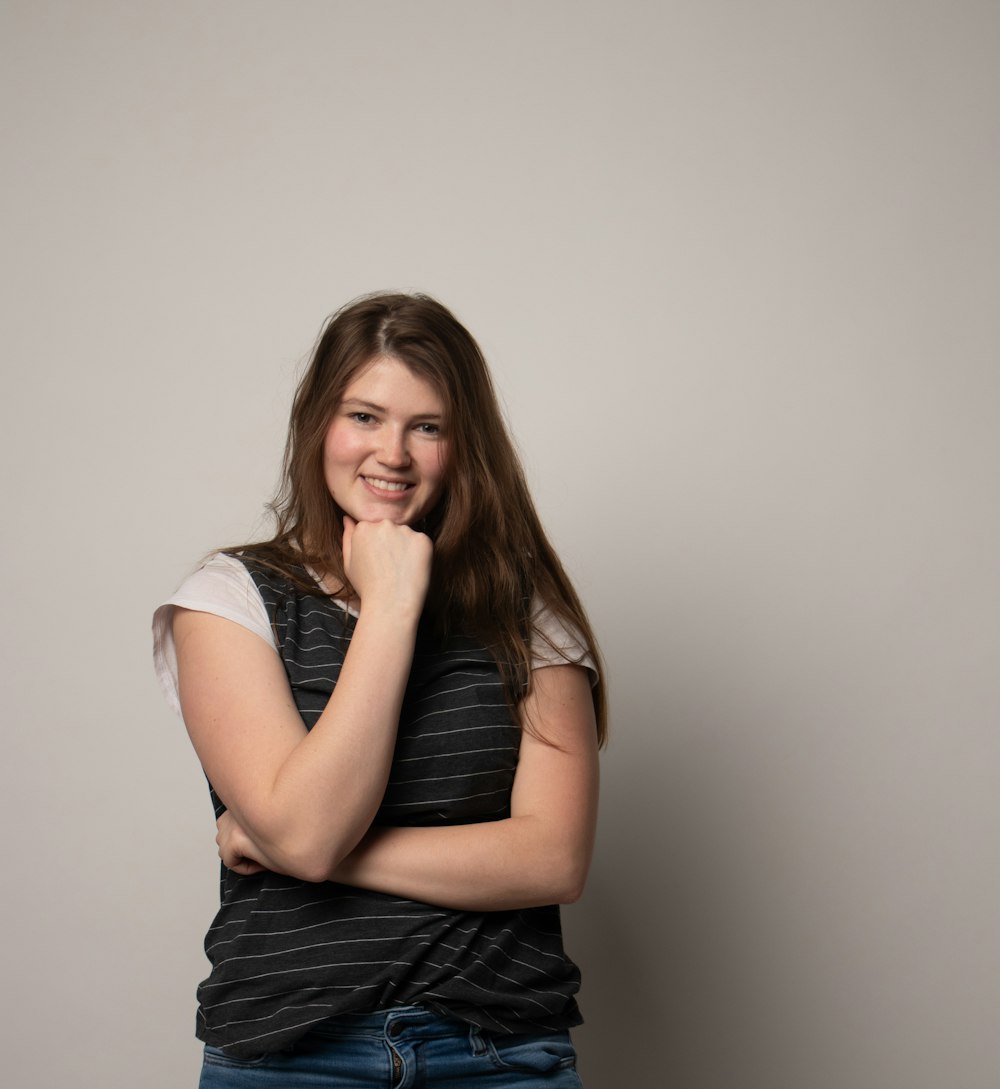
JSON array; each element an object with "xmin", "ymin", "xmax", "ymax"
[{"xmin": 356, "ymin": 593, "xmax": 425, "ymax": 626}]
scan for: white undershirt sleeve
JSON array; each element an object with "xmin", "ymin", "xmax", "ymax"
[
  {"xmin": 152, "ymin": 553, "xmax": 277, "ymax": 715},
  {"xmin": 529, "ymin": 598, "xmax": 598, "ymax": 684}
]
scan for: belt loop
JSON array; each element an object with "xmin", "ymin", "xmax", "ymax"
[{"xmin": 469, "ymin": 1024, "xmax": 488, "ymax": 1057}]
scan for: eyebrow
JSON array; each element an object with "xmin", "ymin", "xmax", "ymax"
[{"xmin": 341, "ymin": 397, "xmax": 443, "ymax": 419}]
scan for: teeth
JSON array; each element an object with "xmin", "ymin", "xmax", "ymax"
[{"xmin": 366, "ymin": 477, "xmax": 410, "ymax": 492}]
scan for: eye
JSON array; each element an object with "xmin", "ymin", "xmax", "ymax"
[
  {"xmin": 415, "ymin": 422, "xmax": 442, "ymax": 436},
  {"xmin": 348, "ymin": 412, "xmax": 375, "ymax": 425}
]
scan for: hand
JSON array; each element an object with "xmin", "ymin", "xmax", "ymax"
[
  {"xmin": 216, "ymin": 810, "xmax": 267, "ymax": 876},
  {"xmin": 342, "ymin": 515, "xmax": 433, "ymax": 616}
]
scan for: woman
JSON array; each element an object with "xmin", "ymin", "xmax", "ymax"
[{"xmin": 153, "ymin": 292, "xmax": 606, "ymax": 1087}]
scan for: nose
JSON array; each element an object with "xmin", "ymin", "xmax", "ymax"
[{"xmin": 377, "ymin": 426, "xmax": 411, "ymax": 468}]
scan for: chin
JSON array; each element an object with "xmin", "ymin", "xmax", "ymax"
[{"xmin": 349, "ymin": 504, "xmax": 418, "ymax": 526}]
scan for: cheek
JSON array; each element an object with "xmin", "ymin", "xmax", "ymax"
[{"xmin": 323, "ymin": 425, "xmax": 360, "ymax": 470}]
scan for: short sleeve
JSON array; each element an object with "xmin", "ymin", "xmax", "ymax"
[
  {"xmin": 152, "ymin": 553, "xmax": 277, "ymax": 715},
  {"xmin": 529, "ymin": 598, "xmax": 599, "ymax": 686}
]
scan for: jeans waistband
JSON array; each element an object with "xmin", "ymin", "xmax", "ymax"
[{"xmin": 307, "ymin": 1006, "xmax": 478, "ymax": 1043}]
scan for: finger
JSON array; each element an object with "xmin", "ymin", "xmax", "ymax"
[
  {"xmin": 342, "ymin": 515, "xmax": 355, "ymax": 570},
  {"xmin": 231, "ymin": 859, "xmax": 265, "ymax": 876}
]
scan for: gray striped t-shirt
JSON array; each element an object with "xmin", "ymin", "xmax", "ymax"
[{"xmin": 154, "ymin": 554, "xmax": 593, "ymax": 1059}]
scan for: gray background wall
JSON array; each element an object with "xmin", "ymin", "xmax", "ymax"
[{"xmin": 3, "ymin": 2, "xmax": 998, "ymax": 1086}]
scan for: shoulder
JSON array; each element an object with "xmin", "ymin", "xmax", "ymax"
[
  {"xmin": 166, "ymin": 552, "xmax": 274, "ymax": 634},
  {"xmin": 176, "ymin": 550, "xmax": 258, "ymax": 597},
  {"xmin": 152, "ymin": 552, "xmax": 276, "ymax": 714},
  {"xmin": 529, "ymin": 598, "xmax": 599, "ymax": 686}
]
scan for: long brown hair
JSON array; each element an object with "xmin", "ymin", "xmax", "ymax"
[{"xmin": 233, "ymin": 292, "xmax": 607, "ymax": 744}]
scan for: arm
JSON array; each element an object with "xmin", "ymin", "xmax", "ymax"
[
  {"xmin": 328, "ymin": 663, "xmax": 600, "ymax": 910},
  {"xmin": 175, "ymin": 518, "xmax": 432, "ymax": 883}
]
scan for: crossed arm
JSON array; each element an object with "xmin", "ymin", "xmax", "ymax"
[
  {"xmin": 333, "ymin": 663, "xmax": 598, "ymax": 910},
  {"xmin": 206, "ymin": 661, "xmax": 599, "ymax": 910},
  {"xmin": 173, "ymin": 525, "xmax": 599, "ymax": 911}
]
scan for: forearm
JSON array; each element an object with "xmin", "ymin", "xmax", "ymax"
[
  {"xmin": 331, "ymin": 815, "xmax": 595, "ymax": 911},
  {"xmin": 231, "ymin": 607, "xmax": 419, "ymax": 880}
]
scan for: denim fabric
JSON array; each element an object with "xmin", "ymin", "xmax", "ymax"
[{"xmin": 198, "ymin": 1005, "xmax": 583, "ymax": 1088}]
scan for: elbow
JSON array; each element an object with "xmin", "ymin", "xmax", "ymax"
[
  {"xmin": 285, "ymin": 854, "xmax": 336, "ymax": 885},
  {"xmin": 550, "ymin": 855, "xmax": 591, "ymax": 905},
  {"xmin": 223, "ymin": 803, "xmax": 362, "ymax": 884},
  {"xmin": 521, "ymin": 821, "xmax": 594, "ymax": 906},
  {"xmin": 554, "ymin": 876, "xmax": 587, "ymax": 905},
  {"xmin": 557, "ymin": 882, "xmax": 585, "ymax": 906},
  {"xmin": 260, "ymin": 833, "xmax": 354, "ymax": 885}
]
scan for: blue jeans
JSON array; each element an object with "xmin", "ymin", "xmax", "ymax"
[{"xmin": 198, "ymin": 1006, "xmax": 583, "ymax": 1088}]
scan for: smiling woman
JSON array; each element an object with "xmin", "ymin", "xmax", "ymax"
[{"xmin": 152, "ymin": 292, "xmax": 606, "ymax": 1089}]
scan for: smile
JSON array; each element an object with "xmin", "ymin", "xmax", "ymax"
[{"xmin": 363, "ymin": 477, "xmax": 413, "ymax": 494}]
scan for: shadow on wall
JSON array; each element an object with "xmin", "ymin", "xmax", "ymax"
[
  {"xmin": 564, "ymin": 683, "xmax": 851, "ymax": 1089},
  {"xmin": 561, "ymin": 709, "xmax": 679, "ymax": 1086}
]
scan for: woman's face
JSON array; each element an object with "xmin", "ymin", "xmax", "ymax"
[{"xmin": 323, "ymin": 356, "xmax": 450, "ymax": 526}]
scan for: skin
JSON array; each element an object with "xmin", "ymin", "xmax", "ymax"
[{"xmin": 174, "ymin": 356, "xmax": 599, "ymax": 911}]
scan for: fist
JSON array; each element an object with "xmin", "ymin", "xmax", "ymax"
[{"xmin": 342, "ymin": 516, "xmax": 433, "ymax": 617}]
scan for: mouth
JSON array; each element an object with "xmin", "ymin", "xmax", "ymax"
[{"xmin": 362, "ymin": 476, "xmax": 415, "ymax": 496}]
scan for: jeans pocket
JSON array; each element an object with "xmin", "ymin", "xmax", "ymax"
[{"xmin": 486, "ymin": 1030, "xmax": 578, "ymax": 1074}]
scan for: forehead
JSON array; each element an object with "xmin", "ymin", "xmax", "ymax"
[{"xmin": 342, "ymin": 355, "xmax": 447, "ymax": 412}]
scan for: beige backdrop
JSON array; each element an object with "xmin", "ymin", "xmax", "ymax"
[{"xmin": 3, "ymin": 2, "xmax": 998, "ymax": 1086}]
